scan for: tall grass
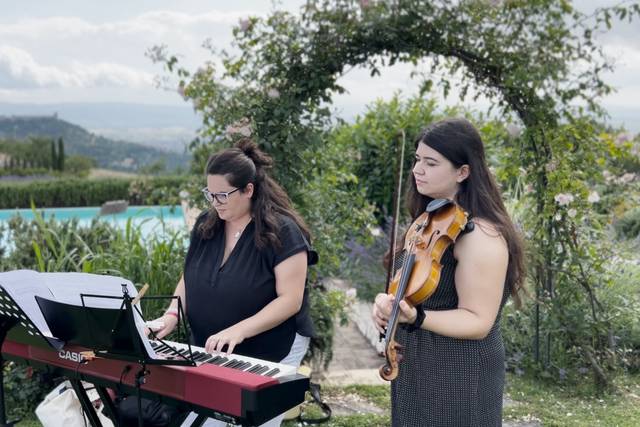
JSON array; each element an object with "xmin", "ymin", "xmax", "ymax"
[{"xmin": 1, "ymin": 209, "xmax": 188, "ymax": 320}]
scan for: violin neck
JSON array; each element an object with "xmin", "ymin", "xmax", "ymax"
[{"xmin": 385, "ymin": 251, "xmax": 415, "ymax": 343}]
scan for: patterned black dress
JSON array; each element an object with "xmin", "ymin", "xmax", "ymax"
[{"xmin": 391, "ymin": 245, "xmax": 509, "ymax": 427}]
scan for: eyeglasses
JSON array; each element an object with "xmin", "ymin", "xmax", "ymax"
[{"xmin": 201, "ymin": 187, "xmax": 241, "ymax": 204}]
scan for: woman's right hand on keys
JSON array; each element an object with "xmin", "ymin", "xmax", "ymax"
[{"xmin": 145, "ymin": 313, "xmax": 179, "ymax": 339}]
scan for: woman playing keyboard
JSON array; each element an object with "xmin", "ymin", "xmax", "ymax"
[{"xmin": 152, "ymin": 138, "xmax": 316, "ymax": 427}]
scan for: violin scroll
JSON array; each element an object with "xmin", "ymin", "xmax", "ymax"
[{"xmin": 379, "ymin": 339, "xmax": 403, "ymax": 381}]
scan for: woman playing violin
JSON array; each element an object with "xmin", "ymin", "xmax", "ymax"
[{"xmin": 372, "ymin": 117, "xmax": 525, "ymax": 426}]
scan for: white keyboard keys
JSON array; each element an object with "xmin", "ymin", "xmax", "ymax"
[{"xmin": 150, "ymin": 340, "xmax": 297, "ymax": 378}]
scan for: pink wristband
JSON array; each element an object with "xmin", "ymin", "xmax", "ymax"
[{"xmin": 165, "ymin": 310, "xmax": 178, "ymax": 318}]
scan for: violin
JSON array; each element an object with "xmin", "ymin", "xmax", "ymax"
[{"xmin": 379, "ymin": 198, "xmax": 469, "ymax": 381}]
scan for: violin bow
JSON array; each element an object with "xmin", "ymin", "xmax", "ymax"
[{"xmin": 384, "ymin": 129, "xmax": 406, "ymax": 294}]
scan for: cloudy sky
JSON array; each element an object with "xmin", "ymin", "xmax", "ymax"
[{"xmin": 0, "ymin": 0, "xmax": 638, "ymax": 132}]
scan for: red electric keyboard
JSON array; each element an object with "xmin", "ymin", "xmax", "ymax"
[{"xmin": 1, "ymin": 338, "xmax": 309, "ymax": 426}]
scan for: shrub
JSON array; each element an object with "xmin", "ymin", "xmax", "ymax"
[
  {"xmin": 306, "ymin": 283, "xmax": 349, "ymax": 370},
  {"xmin": 330, "ymin": 95, "xmax": 441, "ymax": 223},
  {"xmin": 64, "ymin": 155, "xmax": 96, "ymax": 177},
  {"xmin": 0, "ymin": 175, "xmax": 195, "ymax": 209},
  {"xmin": 3, "ymin": 362, "xmax": 54, "ymax": 419},
  {"xmin": 341, "ymin": 229, "xmax": 388, "ymax": 303},
  {"xmin": 614, "ymin": 207, "xmax": 640, "ymax": 240}
]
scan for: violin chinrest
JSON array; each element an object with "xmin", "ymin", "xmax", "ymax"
[{"xmin": 426, "ymin": 198, "xmax": 452, "ymax": 213}]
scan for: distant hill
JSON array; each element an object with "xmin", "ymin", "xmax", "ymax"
[
  {"xmin": 0, "ymin": 115, "xmax": 191, "ymax": 172},
  {"xmin": 0, "ymin": 102, "xmax": 200, "ymax": 153}
]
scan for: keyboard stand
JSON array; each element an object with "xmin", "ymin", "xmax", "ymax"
[{"xmin": 35, "ymin": 284, "xmax": 197, "ymax": 427}]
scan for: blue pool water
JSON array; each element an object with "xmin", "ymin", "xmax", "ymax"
[{"xmin": 0, "ymin": 205, "xmax": 186, "ymax": 249}]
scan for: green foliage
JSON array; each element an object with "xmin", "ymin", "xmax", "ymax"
[
  {"xmin": 0, "ymin": 137, "xmax": 57, "ymax": 170},
  {"xmin": 0, "ymin": 168, "xmax": 50, "ymax": 177},
  {"xmin": 139, "ymin": 159, "xmax": 167, "ymax": 175},
  {"xmin": 0, "ymin": 215, "xmax": 111, "ymax": 272},
  {"xmin": 504, "ymin": 372, "xmax": 640, "ymax": 426},
  {"xmin": 0, "ymin": 178, "xmax": 128, "ymax": 208},
  {"xmin": 600, "ymin": 259, "xmax": 640, "ymax": 373},
  {"xmin": 50, "ymin": 138, "xmax": 56, "ymax": 171},
  {"xmin": 295, "ymin": 131, "xmax": 376, "ymax": 276},
  {"xmin": 0, "ymin": 175, "xmax": 193, "ymax": 208},
  {"xmin": 128, "ymin": 175, "xmax": 199, "ymax": 207},
  {"xmin": 84, "ymin": 218, "xmax": 189, "ymax": 322},
  {"xmin": 57, "ymin": 137, "xmax": 65, "ymax": 171},
  {"xmin": 306, "ymin": 284, "xmax": 349, "ymax": 370},
  {"xmin": 64, "ymin": 155, "xmax": 96, "ymax": 177},
  {"xmin": 3, "ymin": 362, "xmax": 54, "ymax": 419},
  {"xmin": 341, "ymin": 231, "xmax": 387, "ymax": 303},
  {"xmin": 614, "ymin": 207, "xmax": 640, "ymax": 240},
  {"xmin": 0, "ymin": 214, "xmax": 187, "ymax": 317},
  {"xmin": 330, "ymin": 95, "xmax": 442, "ymax": 222}
]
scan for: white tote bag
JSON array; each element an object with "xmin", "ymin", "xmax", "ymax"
[{"xmin": 35, "ymin": 380, "xmax": 114, "ymax": 427}]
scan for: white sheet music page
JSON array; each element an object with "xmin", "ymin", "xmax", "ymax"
[
  {"xmin": 0, "ymin": 270, "xmax": 156, "ymax": 358},
  {"xmin": 0, "ymin": 269, "xmax": 56, "ymax": 338},
  {"xmin": 43, "ymin": 272, "xmax": 138, "ymax": 308}
]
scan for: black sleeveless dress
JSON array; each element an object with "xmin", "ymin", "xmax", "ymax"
[{"xmin": 391, "ymin": 245, "xmax": 509, "ymax": 427}]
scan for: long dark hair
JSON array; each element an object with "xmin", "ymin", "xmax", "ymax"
[
  {"xmin": 199, "ymin": 138, "xmax": 311, "ymax": 249},
  {"xmin": 405, "ymin": 117, "xmax": 525, "ymax": 304}
]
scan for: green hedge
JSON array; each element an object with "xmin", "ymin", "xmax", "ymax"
[
  {"xmin": 0, "ymin": 175, "xmax": 195, "ymax": 209},
  {"xmin": 614, "ymin": 206, "xmax": 640, "ymax": 240}
]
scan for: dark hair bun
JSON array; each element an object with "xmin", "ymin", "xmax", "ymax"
[{"xmin": 235, "ymin": 138, "xmax": 273, "ymax": 169}]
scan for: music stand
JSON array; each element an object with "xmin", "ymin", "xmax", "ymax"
[{"xmin": 35, "ymin": 284, "xmax": 195, "ymax": 366}]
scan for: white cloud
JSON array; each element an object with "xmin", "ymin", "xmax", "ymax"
[
  {"xmin": 602, "ymin": 43, "xmax": 640, "ymax": 79},
  {"xmin": 0, "ymin": 2, "xmax": 637, "ymax": 133},
  {"xmin": 0, "ymin": 45, "xmax": 153, "ymax": 89},
  {"xmin": 0, "ymin": 10, "xmax": 254, "ymax": 40},
  {"xmin": 0, "ymin": 9, "xmax": 256, "ymax": 95},
  {"xmin": 0, "ymin": 17, "xmax": 98, "ymax": 39}
]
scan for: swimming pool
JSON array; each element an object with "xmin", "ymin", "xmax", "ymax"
[{"xmin": 0, "ymin": 205, "xmax": 187, "ymax": 249}]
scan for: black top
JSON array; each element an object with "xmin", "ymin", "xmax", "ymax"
[{"xmin": 183, "ymin": 212, "xmax": 316, "ymax": 362}]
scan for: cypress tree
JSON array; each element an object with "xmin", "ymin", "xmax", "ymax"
[
  {"xmin": 57, "ymin": 137, "xmax": 65, "ymax": 171},
  {"xmin": 50, "ymin": 139, "xmax": 56, "ymax": 170}
]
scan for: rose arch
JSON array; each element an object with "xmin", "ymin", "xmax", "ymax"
[{"xmin": 161, "ymin": 0, "xmax": 639, "ymax": 388}]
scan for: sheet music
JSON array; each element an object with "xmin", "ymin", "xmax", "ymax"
[
  {"xmin": 0, "ymin": 270, "xmax": 56, "ymax": 337},
  {"xmin": 43, "ymin": 272, "xmax": 157, "ymax": 358},
  {"xmin": 44, "ymin": 272, "xmax": 138, "ymax": 308},
  {"xmin": 0, "ymin": 270, "xmax": 156, "ymax": 358}
]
